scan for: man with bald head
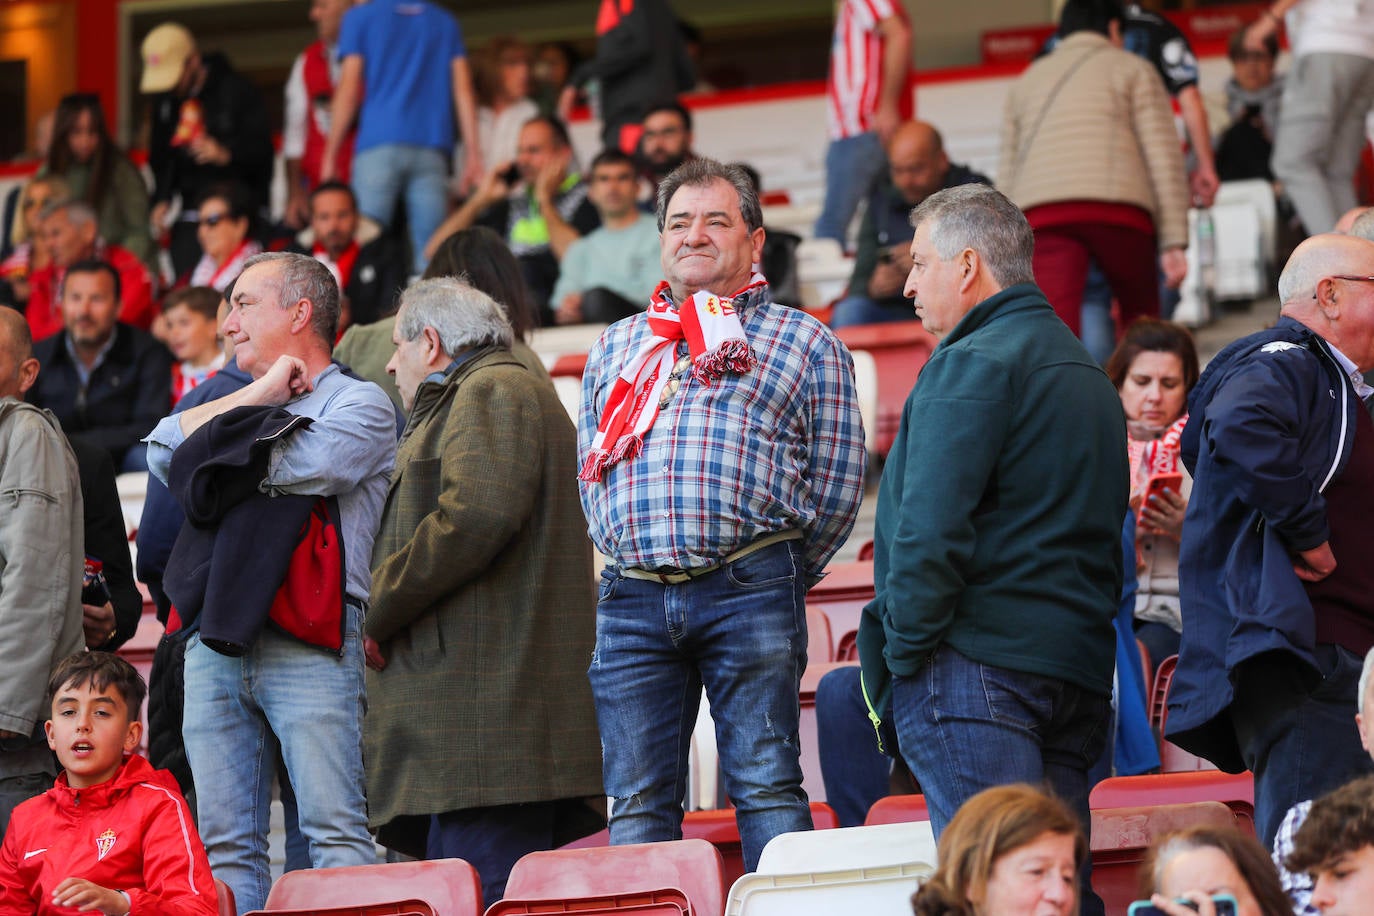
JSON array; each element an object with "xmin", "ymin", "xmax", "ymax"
[
  {"xmin": 1168, "ymin": 233, "xmax": 1374, "ymax": 847},
  {"xmin": 831, "ymin": 121, "xmax": 988, "ymax": 328},
  {"xmin": 0, "ymin": 308, "xmax": 85, "ymax": 833}
]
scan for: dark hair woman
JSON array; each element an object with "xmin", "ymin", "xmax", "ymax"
[
  {"xmin": 1104, "ymin": 318, "xmax": 1201, "ymax": 666},
  {"xmin": 41, "ymin": 93, "xmax": 155, "ymax": 269}
]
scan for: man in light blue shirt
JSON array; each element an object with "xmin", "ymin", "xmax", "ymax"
[
  {"xmin": 553, "ymin": 149, "xmax": 660, "ymax": 324},
  {"xmin": 144, "ymin": 252, "xmax": 396, "ymax": 911}
]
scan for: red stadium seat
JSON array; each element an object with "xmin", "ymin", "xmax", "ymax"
[
  {"xmin": 1090, "ymin": 802, "xmax": 1238, "ymax": 914},
  {"xmin": 1090, "ymin": 771, "xmax": 1256, "ymax": 836},
  {"xmin": 1150, "ymin": 655, "xmax": 1219, "ymax": 772},
  {"xmin": 549, "ymin": 353, "xmax": 589, "ymax": 379},
  {"xmin": 863, "ymin": 794, "xmax": 929, "ymax": 826},
  {"xmin": 506, "ymin": 839, "xmax": 726, "ymax": 916},
  {"xmin": 216, "ymin": 879, "xmax": 237, "ymax": 916},
  {"xmin": 806, "ymin": 561, "xmax": 874, "ymax": 661},
  {"xmin": 833, "ymin": 321, "xmax": 937, "ymax": 457},
  {"xmin": 246, "ymin": 904, "xmax": 434, "ymax": 916},
  {"xmin": 487, "ymin": 889, "xmax": 687, "ymax": 916},
  {"xmin": 260, "ymin": 859, "xmax": 481, "ymax": 916},
  {"xmin": 805, "ymin": 605, "xmax": 834, "ymax": 664},
  {"xmin": 559, "ymin": 805, "xmax": 839, "ymax": 890},
  {"xmin": 1149, "ymin": 654, "xmax": 1179, "ymax": 728}
]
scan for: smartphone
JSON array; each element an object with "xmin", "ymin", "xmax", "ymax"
[
  {"xmin": 500, "ymin": 163, "xmax": 522, "ymax": 185},
  {"xmin": 1143, "ymin": 471, "xmax": 1184, "ymax": 507},
  {"xmin": 1128, "ymin": 894, "xmax": 1237, "ymax": 916}
]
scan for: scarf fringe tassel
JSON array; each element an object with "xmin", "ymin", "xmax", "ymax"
[
  {"xmin": 577, "ymin": 435, "xmax": 645, "ymax": 482},
  {"xmin": 691, "ymin": 340, "xmax": 756, "ymax": 384}
]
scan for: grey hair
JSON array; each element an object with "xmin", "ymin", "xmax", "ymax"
[
  {"xmin": 41, "ymin": 199, "xmax": 98, "ymax": 228},
  {"xmin": 656, "ymin": 158, "xmax": 763, "ymax": 233},
  {"xmin": 908, "ymin": 184, "xmax": 1035, "ymax": 289},
  {"xmin": 1349, "ymin": 209, "xmax": 1374, "ymax": 243},
  {"xmin": 1276, "ymin": 254, "xmax": 1319, "ymax": 305},
  {"xmin": 396, "ymin": 276, "xmax": 513, "ymax": 356},
  {"xmin": 1360, "ymin": 647, "xmax": 1374, "ymax": 717},
  {"xmin": 240, "ymin": 251, "xmax": 340, "ymax": 347}
]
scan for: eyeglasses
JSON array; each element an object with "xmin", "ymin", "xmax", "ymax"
[
  {"xmin": 1314, "ymin": 275, "xmax": 1374, "ymax": 298},
  {"xmin": 201, "ymin": 213, "xmax": 232, "ymax": 227}
]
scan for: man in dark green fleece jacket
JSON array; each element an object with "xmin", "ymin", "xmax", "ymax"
[{"xmin": 857, "ymin": 184, "xmax": 1128, "ymax": 911}]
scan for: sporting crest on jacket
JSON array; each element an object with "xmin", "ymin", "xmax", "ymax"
[{"xmin": 96, "ymin": 829, "xmax": 116, "ymax": 860}]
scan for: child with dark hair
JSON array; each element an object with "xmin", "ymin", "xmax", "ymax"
[
  {"xmin": 0, "ymin": 653, "xmax": 216, "ymax": 916},
  {"xmin": 1272, "ymin": 648, "xmax": 1374, "ymax": 914},
  {"xmin": 1286, "ymin": 775, "xmax": 1374, "ymax": 916},
  {"xmin": 161, "ymin": 287, "xmax": 225, "ymax": 404}
]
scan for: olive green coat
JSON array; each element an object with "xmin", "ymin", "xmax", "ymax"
[{"xmin": 365, "ymin": 345, "xmax": 603, "ymax": 851}]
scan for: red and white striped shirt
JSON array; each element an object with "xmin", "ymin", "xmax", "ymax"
[{"xmin": 826, "ymin": 0, "xmax": 912, "ymax": 140}]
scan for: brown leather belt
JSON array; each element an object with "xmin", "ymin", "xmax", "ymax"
[{"xmin": 617, "ymin": 530, "xmax": 803, "ymax": 584}]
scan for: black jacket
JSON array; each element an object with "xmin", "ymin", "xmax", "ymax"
[
  {"xmin": 29, "ymin": 324, "xmax": 172, "ymax": 469},
  {"xmin": 147, "ymin": 52, "xmax": 274, "ymax": 212},
  {"xmin": 570, "ymin": 0, "xmax": 694, "ymax": 144},
  {"xmin": 847, "ymin": 163, "xmax": 991, "ymax": 307},
  {"xmin": 286, "ymin": 236, "xmax": 405, "ymax": 327},
  {"xmin": 69, "ymin": 438, "xmax": 142, "ymax": 650},
  {"xmin": 136, "ymin": 359, "xmax": 252, "ymax": 623}
]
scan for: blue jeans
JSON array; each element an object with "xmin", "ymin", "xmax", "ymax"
[
  {"xmin": 351, "ymin": 144, "xmax": 448, "ymax": 275},
  {"xmin": 816, "ymin": 665, "xmax": 900, "ymax": 827},
  {"xmin": 1079, "ymin": 261, "xmax": 1177, "ymax": 366},
  {"xmin": 829, "ymin": 295, "xmax": 912, "ymax": 330},
  {"xmin": 1230, "ymin": 644, "xmax": 1374, "ymax": 847},
  {"xmin": 814, "ymin": 132, "xmax": 887, "ymax": 246},
  {"xmin": 587, "ymin": 540, "xmax": 812, "ymax": 871},
  {"xmin": 1078, "ymin": 263, "xmax": 1116, "ymax": 366},
  {"xmin": 182, "ymin": 603, "xmax": 375, "ymax": 912},
  {"xmin": 892, "ymin": 645, "xmax": 1110, "ymax": 916}
]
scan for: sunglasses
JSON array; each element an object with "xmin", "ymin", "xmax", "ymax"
[{"xmin": 201, "ymin": 213, "xmax": 233, "ymax": 227}]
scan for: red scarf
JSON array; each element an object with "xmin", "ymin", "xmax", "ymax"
[
  {"xmin": 1128, "ymin": 414, "xmax": 1187, "ymax": 506},
  {"xmin": 313, "ymin": 240, "xmax": 359, "ymax": 289},
  {"xmin": 579, "ymin": 275, "xmax": 763, "ymax": 482}
]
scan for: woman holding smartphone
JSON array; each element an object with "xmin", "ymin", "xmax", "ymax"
[
  {"xmin": 1139, "ymin": 826, "xmax": 1291, "ymax": 916},
  {"xmin": 1105, "ymin": 319, "xmax": 1201, "ymax": 668}
]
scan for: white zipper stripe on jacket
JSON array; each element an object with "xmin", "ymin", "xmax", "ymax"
[{"xmin": 1316, "ymin": 342, "xmax": 1348, "ymax": 494}]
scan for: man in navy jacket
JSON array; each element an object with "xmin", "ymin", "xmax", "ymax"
[{"xmin": 1170, "ymin": 233, "xmax": 1374, "ymax": 846}]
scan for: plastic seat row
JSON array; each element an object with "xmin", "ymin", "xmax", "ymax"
[{"xmin": 229, "ymin": 783, "xmax": 1247, "ymax": 916}]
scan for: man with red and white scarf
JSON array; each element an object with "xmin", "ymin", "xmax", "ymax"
[
  {"xmin": 289, "ymin": 182, "xmax": 404, "ymax": 332},
  {"xmin": 576, "ymin": 158, "xmax": 866, "ymax": 870}
]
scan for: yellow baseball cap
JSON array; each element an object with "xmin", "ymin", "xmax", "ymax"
[{"xmin": 140, "ymin": 23, "xmax": 196, "ymax": 94}]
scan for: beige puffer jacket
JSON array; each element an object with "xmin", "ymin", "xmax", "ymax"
[{"xmin": 999, "ymin": 31, "xmax": 1190, "ymax": 251}]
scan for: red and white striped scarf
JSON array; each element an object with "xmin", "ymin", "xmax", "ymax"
[
  {"xmin": 1128, "ymin": 413, "xmax": 1188, "ymax": 505},
  {"xmin": 578, "ymin": 275, "xmax": 763, "ymax": 482}
]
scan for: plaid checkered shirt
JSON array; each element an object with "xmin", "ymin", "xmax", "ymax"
[{"xmin": 577, "ymin": 284, "xmax": 867, "ymax": 579}]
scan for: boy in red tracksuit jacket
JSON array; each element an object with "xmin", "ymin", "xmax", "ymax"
[{"xmin": 0, "ymin": 653, "xmax": 216, "ymax": 916}]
